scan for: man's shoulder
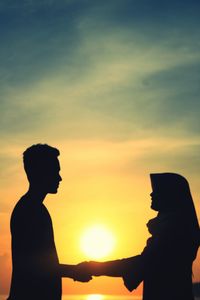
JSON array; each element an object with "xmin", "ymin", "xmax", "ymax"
[
  {"xmin": 12, "ymin": 196, "xmax": 32, "ymax": 215},
  {"xmin": 11, "ymin": 196, "xmax": 40, "ymax": 228}
]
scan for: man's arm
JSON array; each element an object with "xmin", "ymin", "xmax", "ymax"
[{"xmin": 59, "ymin": 263, "xmax": 92, "ymax": 282}]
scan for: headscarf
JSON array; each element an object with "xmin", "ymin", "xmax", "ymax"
[{"xmin": 150, "ymin": 173, "xmax": 200, "ymax": 245}]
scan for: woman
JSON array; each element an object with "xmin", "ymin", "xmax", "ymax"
[{"xmin": 85, "ymin": 173, "xmax": 200, "ymax": 300}]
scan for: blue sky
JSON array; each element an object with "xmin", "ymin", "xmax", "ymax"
[
  {"xmin": 0, "ymin": 0, "xmax": 200, "ymax": 292},
  {"xmin": 1, "ymin": 0, "xmax": 200, "ymax": 142},
  {"xmin": 1, "ymin": 0, "xmax": 200, "ymax": 176}
]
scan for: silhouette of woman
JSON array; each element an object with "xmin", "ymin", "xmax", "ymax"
[{"xmin": 85, "ymin": 173, "xmax": 200, "ymax": 300}]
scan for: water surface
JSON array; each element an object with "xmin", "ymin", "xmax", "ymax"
[{"xmin": 1, "ymin": 295, "xmax": 199, "ymax": 300}]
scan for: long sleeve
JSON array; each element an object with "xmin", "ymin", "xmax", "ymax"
[{"xmin": 88, "ymin": 255, "xmax": 144, "ymax": 291}]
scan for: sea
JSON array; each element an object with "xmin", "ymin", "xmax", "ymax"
[
  {"xmin": 0, "ymin": 295, "xmax": 200, "ymax": 300},
  {"xmin": 0, "ymin": 296, "xmax": 139, "ymax": 300}
]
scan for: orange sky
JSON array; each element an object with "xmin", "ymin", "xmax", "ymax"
[
  {"xmin": 0, "ymin": 140, "xmax": 200, "ymax": 296},
  {"xmin": 1, "ymin": 1, "xmax": 200, "ymax": 297}
]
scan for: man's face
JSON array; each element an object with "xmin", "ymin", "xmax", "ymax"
[{"xmin": 42, "ymin": 158, "xmax": 62, "ymax": 194}]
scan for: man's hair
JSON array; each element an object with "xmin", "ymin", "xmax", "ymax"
[{"xmin": 23, "ymin": 144, "xmax": 60, "ymax": 180}]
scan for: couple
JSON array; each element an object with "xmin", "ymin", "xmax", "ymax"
[{"xmin": 7, "ymin": 144, "xmax": 199, "ymax": 300}]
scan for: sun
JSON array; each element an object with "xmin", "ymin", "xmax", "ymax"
[{"xmin": 80, "ymin": 225, "xmax": 115, "ymax": 259}]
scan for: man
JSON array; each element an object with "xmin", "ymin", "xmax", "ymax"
[{"xmin": 7, "ymin": 144, "xmax": 91, "ymax": 300}]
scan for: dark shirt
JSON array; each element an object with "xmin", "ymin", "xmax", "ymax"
[{"xmin": 7, "ymin": 196, "xmax": 61, "ymax": 300}]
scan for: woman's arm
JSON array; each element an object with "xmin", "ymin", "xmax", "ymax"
[{"xmin": 82, "ymin": 255, "xmax": 142, "ymax": 277}]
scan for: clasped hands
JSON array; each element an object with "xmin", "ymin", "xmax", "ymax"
[
  {"xmin": 71, "ymin": 260, "xmax": 140, "ymax": 292},
  {"xmin": 72, "ymin": 261, "xmax": 102, "ymax": 282}
]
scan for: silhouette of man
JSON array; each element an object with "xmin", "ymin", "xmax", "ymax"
[
  {"xmin": 82, "ymin": 173, "xmax": 200, "ymax": 300},
  {"xmin": 7, "ymin": 144, "xmax": 91, "ymax": 300}
]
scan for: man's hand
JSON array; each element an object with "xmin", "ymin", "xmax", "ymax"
[
  {"xmin": 77, "ymin": 261, "xmax": 105, "ymax": 276},
  {"xmin": 72, "ymin": 262, "xmax": 93, "ymax": 282}
]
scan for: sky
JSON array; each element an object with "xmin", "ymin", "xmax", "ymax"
[{"xmin": 0, "ymin": 0, "xmax": 200, "ymax": 296}]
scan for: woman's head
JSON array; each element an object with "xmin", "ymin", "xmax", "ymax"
[
  {"xmin": 150, "ymin": 173, "xmax": 193, "ymax": 213},
  {"xmin": 150, "ymin": 172, "xmax": 200, "ymax": 246}
]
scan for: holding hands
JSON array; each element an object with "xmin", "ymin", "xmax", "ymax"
[
  {"xmin": 72, "ymin": 262, "xmax": 93, "ymax": 282},
  {"xmin": 73, "ymin": 261, "xmax": 107, "ymax": 282}
]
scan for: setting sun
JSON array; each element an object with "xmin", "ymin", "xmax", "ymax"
[{"xmin": 80, "ymin": 225, "xmax": 116, "ymax": 259}]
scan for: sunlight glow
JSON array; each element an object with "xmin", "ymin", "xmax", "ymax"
[
  {"xmin": 86, "ymin": 294, "xmax": 104, "ymax": 300},
  {"xmin": 80, "ymin": 225, "xmax": 115, "ymax": 259}
]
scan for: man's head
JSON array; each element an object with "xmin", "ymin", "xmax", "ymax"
[{"xmin": 23, "ymin": 144, "xmax": 62, "ymax": 194}]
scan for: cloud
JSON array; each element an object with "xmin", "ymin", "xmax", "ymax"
[
  {"xmin": 128, "ymin": 139, "xmax": 200, "ymax": 176},
  {"xmin": 1, "ymin": 0, "xmax": 200, "ymax": 179},
  {"xmin": 1, "ymin": 2, "xmax": 200, "ymax": 295}
]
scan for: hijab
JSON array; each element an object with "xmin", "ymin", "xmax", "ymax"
[{"xmin": 150, "ymin": 173, "xmax": 199, "ymax": 246}]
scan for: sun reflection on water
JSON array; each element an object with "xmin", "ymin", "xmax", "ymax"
[{"xmin": 86, "ymin": 294, "xmax": 104, "ymax": 300}]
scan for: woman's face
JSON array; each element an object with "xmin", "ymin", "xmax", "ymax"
[
  {"xmin": 150, "ymin": 191, "xmax": 166, "ymax": 211},
  {"xmin": 150, "ymin": 189, "xmax": 175, "ymax": 212}
]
